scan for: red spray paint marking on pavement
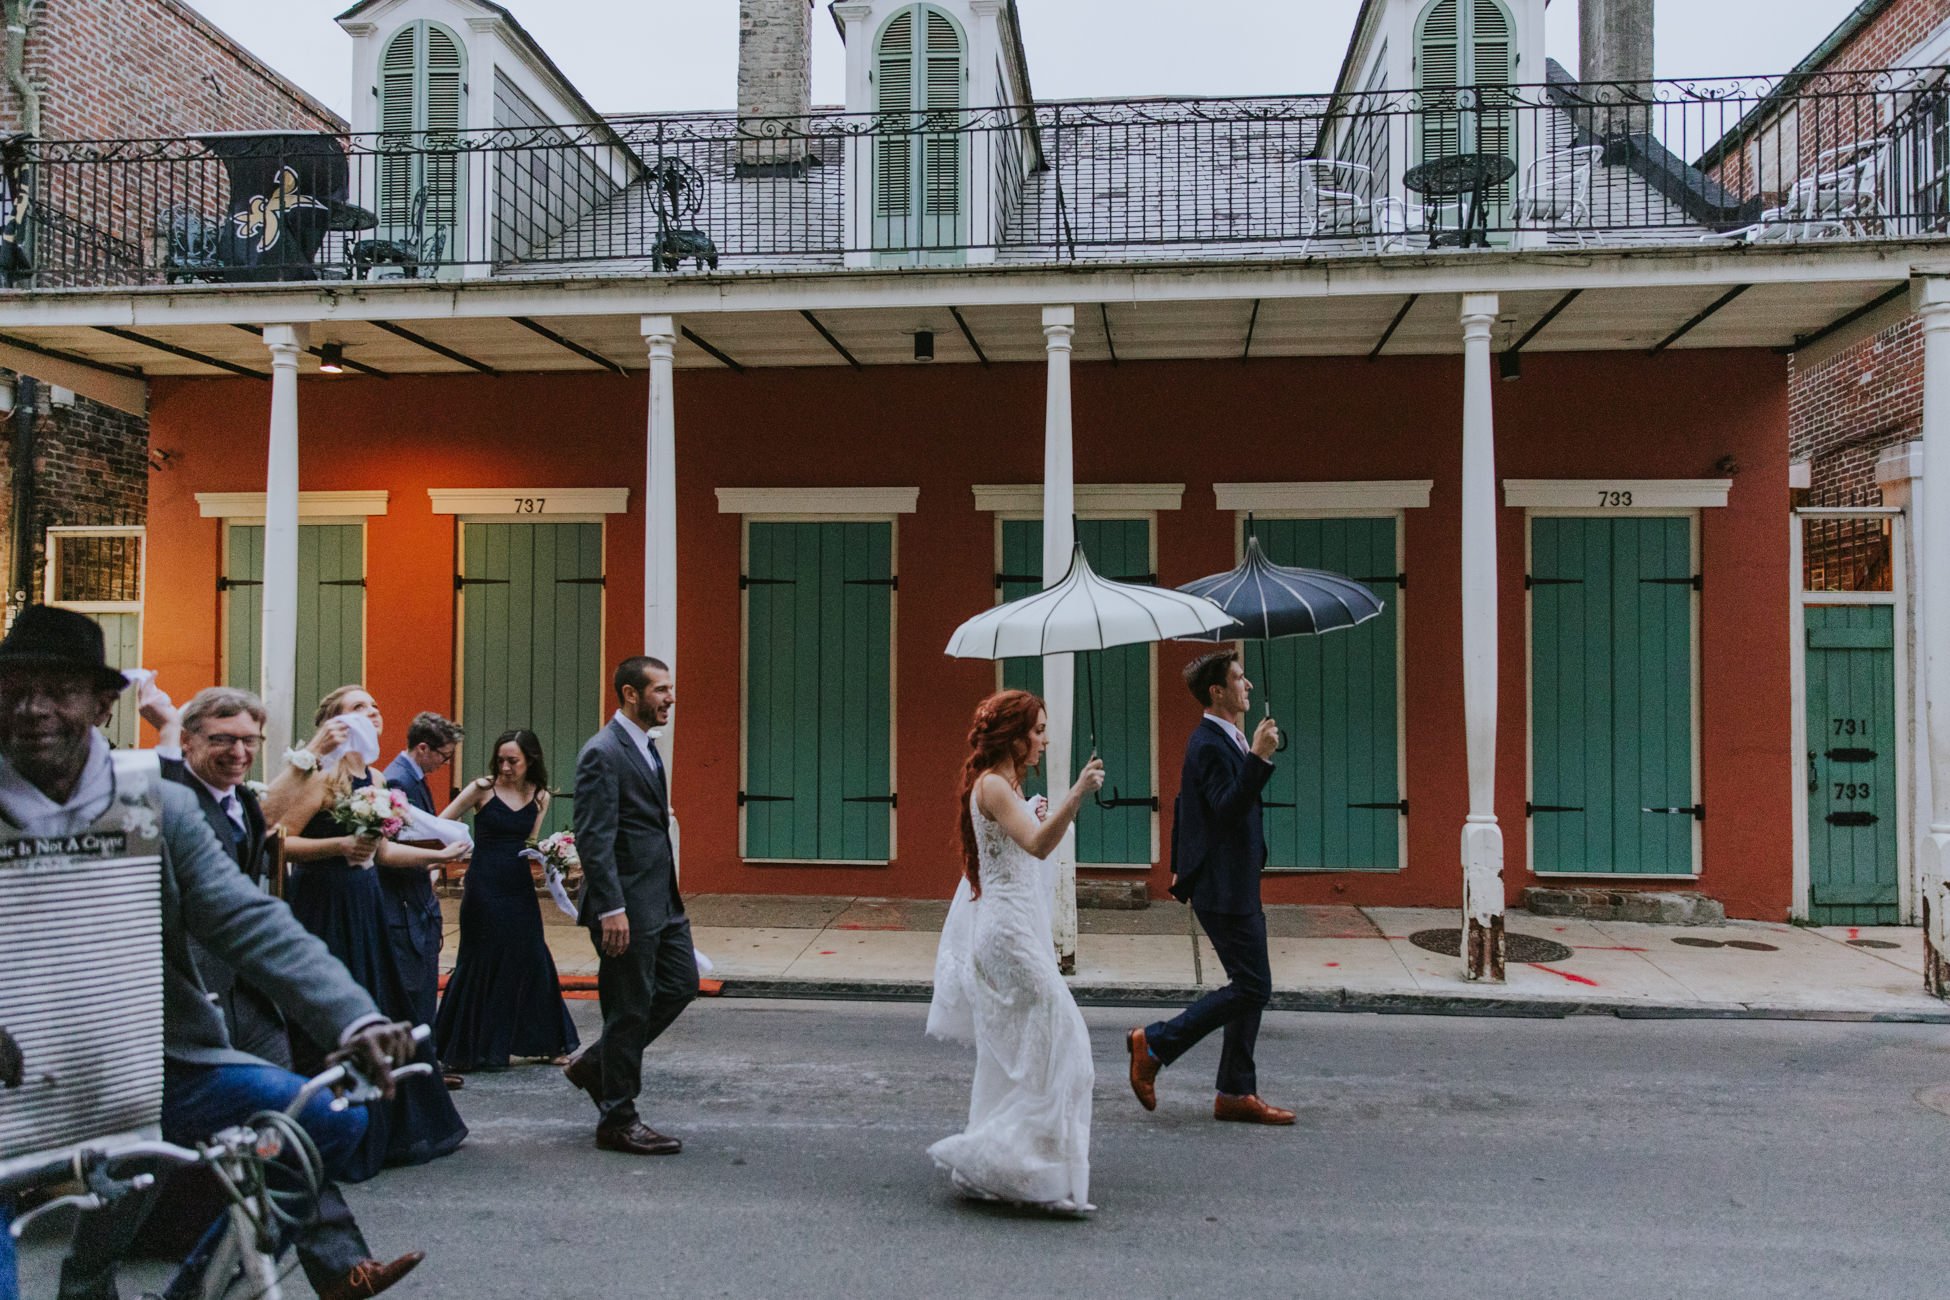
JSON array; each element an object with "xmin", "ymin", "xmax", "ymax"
[
  {"xmin": 1324, "ymin": 962, "xmax": 1340, "ymax": 968},
  {"xmin": 1848, "ymin": 928, "xmax": 1861, "ymax": 940},
  {"xmin": 1529, "ymin": 965, "xmax": 1599, "ymax": 987}
]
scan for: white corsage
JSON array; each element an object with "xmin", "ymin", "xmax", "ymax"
[{"xmin": 282, "ymin": 747, "xmax": 318, "ymax": 773}]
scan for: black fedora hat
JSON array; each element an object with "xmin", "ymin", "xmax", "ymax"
[{"xmin": 0, "ymin": 606, "xmax": 131, "ymax": 693}]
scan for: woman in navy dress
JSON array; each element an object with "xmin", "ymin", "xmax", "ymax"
[
  {"xmin": 435, "ymin": 730, "xmax": 579, "ymax": 1072},
  {"xmin": 270, "ymin": 685, "xmax": 470, "ymax": 1181}
]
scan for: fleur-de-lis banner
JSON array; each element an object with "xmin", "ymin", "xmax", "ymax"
[{"xmin": 200, "ymin": 132, "xmax": 349, "ymax": 281}]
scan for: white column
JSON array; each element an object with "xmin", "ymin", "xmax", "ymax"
[
  {"xmin": 1876, "ymin": 440, "xmax": 1928, "ymax": 927},
  {"xmin": 1458, "ymin": 293, "xmax": 1505, "ymax": 982},
  {"xmin": 259, "ymin": 324, "xmax": 306, "ymax": 763},
  {"xmin": 1913, "ymin": 279, "xmax": 1950, "ymax": 995},
  {"xmin": 643, "ymin": 314, "xmax": 679, "ymax": 776},
  {"xmin": 1041, "ymin": 305, "xmax": 1079, "ymax": 972}
]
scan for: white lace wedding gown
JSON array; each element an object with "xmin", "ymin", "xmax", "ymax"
[{"xmin": 926, "ymin": 793, "xmax": 1094, "ymax": 1211}]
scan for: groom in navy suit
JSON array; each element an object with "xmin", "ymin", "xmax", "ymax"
[{"xmin": 1127, "ymin": 650, "xmax": 1295, "ymax": 1125}]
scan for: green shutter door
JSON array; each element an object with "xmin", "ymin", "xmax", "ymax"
[
  {"xmin": 997, "ymin": 518, "xmax": 1154, "ymax": 865},
  {"xmin": 458, "ymin": 522, "xmax": 604, "ymax": 840},
  {"xmin": 1416, "ymin": 0, "xmax": 1517, "ymax": 229},
  {"xmin": 378, "ymin": 21, "xmax": 464, "ymax": 266},
  {"xmin": 1530, "ymin": 516, "xmax": 1696, "ymax": 875},
  {"xmin": 743, "ymin": 522, "xmax": 893, "ymax": 861},
  {"xmin": 1804, "ymin": 605, "xmax": 1900, "ymax": 925},
  {"xmin": 224, "ymin": 523, "xmax": 366, "ymax": 744},
  {"xmin": 1250, "ymin": 518, "xmax": 1402, "ymax": 870},
  {"xmin": 93, "ymin": 612, "xmax": 141, "ymax": 749}
]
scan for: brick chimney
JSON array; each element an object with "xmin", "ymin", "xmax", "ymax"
[
  {"xmin": 737, "ymin": 0, "xmax": 813, "ymax": 176},
  {"xmin": 1579, "ymin": 0, "xmax": 1653, "ymax": 88}
]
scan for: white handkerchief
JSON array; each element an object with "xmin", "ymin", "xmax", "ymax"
[
  {"xmin": 400, "ymin": 803, "xmax": 471, "ymax": 849},
  {"xmin": 319, "ymin": 712, "xmax": 382, "ymax": 767},
  {"xmin": 121, "ymin": 667, "xmax": 155, "ymax": 694}
]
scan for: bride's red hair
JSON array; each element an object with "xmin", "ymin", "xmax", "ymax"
[{"xmin": 956, "ymin": 689, "xmax": 1045, "ymax": 899}]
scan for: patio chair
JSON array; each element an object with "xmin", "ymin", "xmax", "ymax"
[
  {"xmin": 1299, "ymin": 159, "xmax": 1377, "ymax": 252},
  {"xmin": 351, "ymin": 186, "xmax": 445, "ymax": 279},
  {"xmin": 1514, "ymin": 145, "xmax": 1604, "ymax": 245},
  {"xmin": 154, "ymin": 206, "xmax": 225, "ymax": 283},
  {"xmin": 1718, "ymin": 137, "xmax": 1892, "ymax": 245},
  {"xmin": 1372, "ymin": 194, "xmax": 1427, "ymax": 254}
]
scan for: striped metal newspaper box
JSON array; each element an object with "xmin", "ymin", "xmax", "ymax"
[{"xmin": 0, "ymin": 751, "xmax": 166, "ymax": 1179}]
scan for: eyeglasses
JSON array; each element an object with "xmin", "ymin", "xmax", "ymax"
[{"xmin": 195, "ymin": 733, "xmax": 264, "ymax": 751}]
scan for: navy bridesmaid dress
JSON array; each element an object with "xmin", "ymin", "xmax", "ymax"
[
  {"xmin": 286, "ymin": 772, "xmax": 467, "ymax": 1181},
  {"xmin": 435, "ymin": 792, "xmax": 579, "ymax": 1071}
]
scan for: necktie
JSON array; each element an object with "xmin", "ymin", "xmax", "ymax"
[
  {"xmin": 646, "ymin": 738, "xmax": 665, "ymax": 784},
  {"xmin": 220, "ymin": 793, "xmax": 249, "ymax": 848}
]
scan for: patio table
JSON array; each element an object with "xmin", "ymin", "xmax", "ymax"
[{"xmin": 1402, "ymin": 152, "xmax": 1519, "ymax": 249}]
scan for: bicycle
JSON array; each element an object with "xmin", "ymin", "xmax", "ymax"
[{"xmin": 4, "ymin": 1028, "xmax": 430, "ymax": 1300}]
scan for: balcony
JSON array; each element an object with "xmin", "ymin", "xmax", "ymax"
[{"xmin": 5, "ymin": 65, "xmax": 1949, "ymax": 292}]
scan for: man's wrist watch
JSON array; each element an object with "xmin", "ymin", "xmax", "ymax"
[{"xmin": 283, "ymin": 747, "xmax": 319, "ymax": 773}]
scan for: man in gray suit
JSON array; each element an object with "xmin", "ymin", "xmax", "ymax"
[
  {"xmin": 0, "ymin": 609, "xmax": 424, "ymax": 1300},
  {"xmin": 562, "ymin": 655, "xmax": 696, "ymax": 1156}
]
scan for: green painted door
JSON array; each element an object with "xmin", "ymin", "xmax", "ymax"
[
  {"xmin": 1249, "ymin": 518, "xmax": 1403, "ymax": 871},
  {"xmin": 224, "ymin": 524, "xmax": 366, "ymax": 744},
  {"xmin": 1805, "ymin": 605, "xmax": 1900, "ymax": 924},
  {"xmin": 91, "ymin": 611, "xmax": 141, "ymax": 749},
  {"xmin": 458, "ymin": 522, "xmax": 604, "ymax": 840},
  {"xmin": 998, "ymin": 518, "xmax": 1154, "ymax": 865},
  {"xmin": 1530, "ymin": 516, "xmax": 1697, "ymax": 875},
  {"xmin": 743, "ymin": 521, "xmax": 894, "ymax": 861}
]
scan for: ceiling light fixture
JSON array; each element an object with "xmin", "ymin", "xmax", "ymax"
[
  {"xmin": 913, "ymin": 330, "xmax": 935, "ymax": 362},
  {"xmin": 318, "ymin": 343, "xmax": 346, "ymax": 374}
]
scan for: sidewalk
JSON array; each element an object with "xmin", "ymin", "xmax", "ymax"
[{"xmin": 439, "ymin": 894, "xmax": 1950, "ymax": 1023}]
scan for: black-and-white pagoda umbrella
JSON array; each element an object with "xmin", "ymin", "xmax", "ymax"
[
  {"xmin": 1176, "ymin": 518, "xmax": 1386, "ymax": 744},
  {"xmin": 948, "ymin": 541, "xmax": 1238, "ymax": 803}
]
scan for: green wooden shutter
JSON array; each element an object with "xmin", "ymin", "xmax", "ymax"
[
  {"xmin": 224, "ymin": 524, "xmax": 365, "ymax": 744},
  {"xmin": 1804, "ymin": 605, "xmax": 1900, "ymax": 924},
  {"xmin": 378, "ymin": 22, "xmax": 465, "ymax": 242},
  {"xmin": 1417, "ymin": 0, "xmax": 1463, "ymax": 164},
  {"xmin": 1530, "ymin": 517, "xmax": 1696, "ymax": 875},
  {"xmin": 1250, "ymin": 518, "xmax": 1402, "ymax": 871},
  {"xmin": 873, "ymin": 5, "xmax": 964, "ymax": 257},
  {"xmin": 997, "ymin": 518, "xmax": 1154, "ymax": 865},
  {"xmin": 458, "ymin": 522, "xmax": 603, "ymax": 839},
  {"xmin": 744, "ymin": 522, "xmax": 893, "ymax": 861},
  {"xmin": 94, "ymin": 612, "xmax": 141, "ymax": 749}
]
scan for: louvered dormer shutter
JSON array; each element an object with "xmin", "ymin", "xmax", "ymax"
[
  {"xmin": 1415, "ymin": 0, "xmax": 1517, "ymax": 210},
  {"xmin": 375, "ymin": 21, "xmax": 466, "ymax": 243},
  {"xmin": 871, "ymin": 5, "xmax": 965, "ymax": 260}
]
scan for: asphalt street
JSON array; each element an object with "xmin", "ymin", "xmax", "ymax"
[{"xmin": 17, "ymin": 998, "xmax": 1950, "ymax": 1300}]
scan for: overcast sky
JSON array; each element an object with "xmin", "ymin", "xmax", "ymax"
[{"xmin": 190, "ymin": 0, "xmax": 1865, "ymax": 119}]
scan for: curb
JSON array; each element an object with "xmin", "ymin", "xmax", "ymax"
[{"xmin": 694, "ymin": 976, "xmax": 1950, "ymax": 1024}]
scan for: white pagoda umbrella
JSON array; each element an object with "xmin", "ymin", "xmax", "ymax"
[{"xmin": 947, "ymin": 542, "xmax": 1237, "ymax": 803}]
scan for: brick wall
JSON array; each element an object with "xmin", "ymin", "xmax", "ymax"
[
  {"xmin": 0, "ymin": 388, "xmax": 149, "ymax": 603},
  {"xmin": 0, "ymin": 0, "xmax": 336, "ymax": 610},
  {"xmin": 1789, "ymin": 317, "xmax": 1922, "ymax": 505},
  {"xmin": 0, "ymin": 0, "xmax": 343, "ymax": 140},
  {"xmin": 1779, "ymin": 0, "xmax": 1950, "ymax": 506}
]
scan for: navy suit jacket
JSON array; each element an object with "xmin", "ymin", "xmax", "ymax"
[
  {"xmin": 1168, "ymin": 716, "xmax": 1275, "ymax": 914},
  {"xmin": 378, "ymin": 751, "xmax": 443, "ymax": 1025},
  {"xmin": 383, "ymin": 751, "xmax": 436, "ymax": 816}
]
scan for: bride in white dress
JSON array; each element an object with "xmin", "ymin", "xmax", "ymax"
[{"xmin": 927, "ymin": 689, "xmax": 1106, "ymax": 1214}]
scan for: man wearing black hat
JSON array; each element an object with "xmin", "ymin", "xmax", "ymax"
[{"xmin": 0, "ymin": 608, "xmax": 426, "ymax": 1300}]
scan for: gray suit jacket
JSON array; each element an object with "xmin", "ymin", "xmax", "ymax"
[
  {"xmin": 156, "ymin": 781, "xmax": 378, "ymax": 1067},
  {"xmin": 572, "ymin": 719, "xmax": 679, "ymax": 931}
]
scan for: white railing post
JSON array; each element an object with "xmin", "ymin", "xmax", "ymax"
[
  {"xmin": 1459, "ymin": 293, "xmax": 1505, "ymax": 981},
  {"xmin": 259, "ymin": 324, "xmax": 306, "ymax": 761},
  {"xmin": 1042, "ymin": 304, "xmax": 1079, "ymax": 972},
  {"xmin": 1913, "ymin": 277, "xmax": 1950, "ymax": 994}
]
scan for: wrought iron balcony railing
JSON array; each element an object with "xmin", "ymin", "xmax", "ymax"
[{"xmin": 3, "ymin": 66, "xmax": 1947, "ymax": 291}]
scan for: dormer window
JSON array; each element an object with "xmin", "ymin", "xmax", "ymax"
[
  {"xmin": 872, "ymin": 4, "xmax": 967, "ymax": 262},
  {"xmin": 1416, "ymin": 0, "xmax": 1515, "ymax": 211},
  {"xmin": 377, "ymin": 20, "xmax": 466, "ymax": 250}
]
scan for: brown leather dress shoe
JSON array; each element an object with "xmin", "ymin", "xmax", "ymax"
[
  {"xmin": 1213, "ymin": 1093, "xmax": 1296, "ymax": 1125},
  {"xmin": 562, "ymin": 1050, "xmax": 600, "ymax": 1103},
  {"xmin": 596, "ymin": 1121, "xmax": 682, "ymax": 1156},
  {"xmin": 1126, "ymin": 1028, "xmax": 1159, "ymax": 1112},
  {"xmin": 318, "ymin": 1251, "xmax": 425, "ymax": 1300}
]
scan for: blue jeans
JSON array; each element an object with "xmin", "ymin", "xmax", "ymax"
[{"xmin": 59, "ymin": 1063, "xmax": 370, "ymax": 1300}]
